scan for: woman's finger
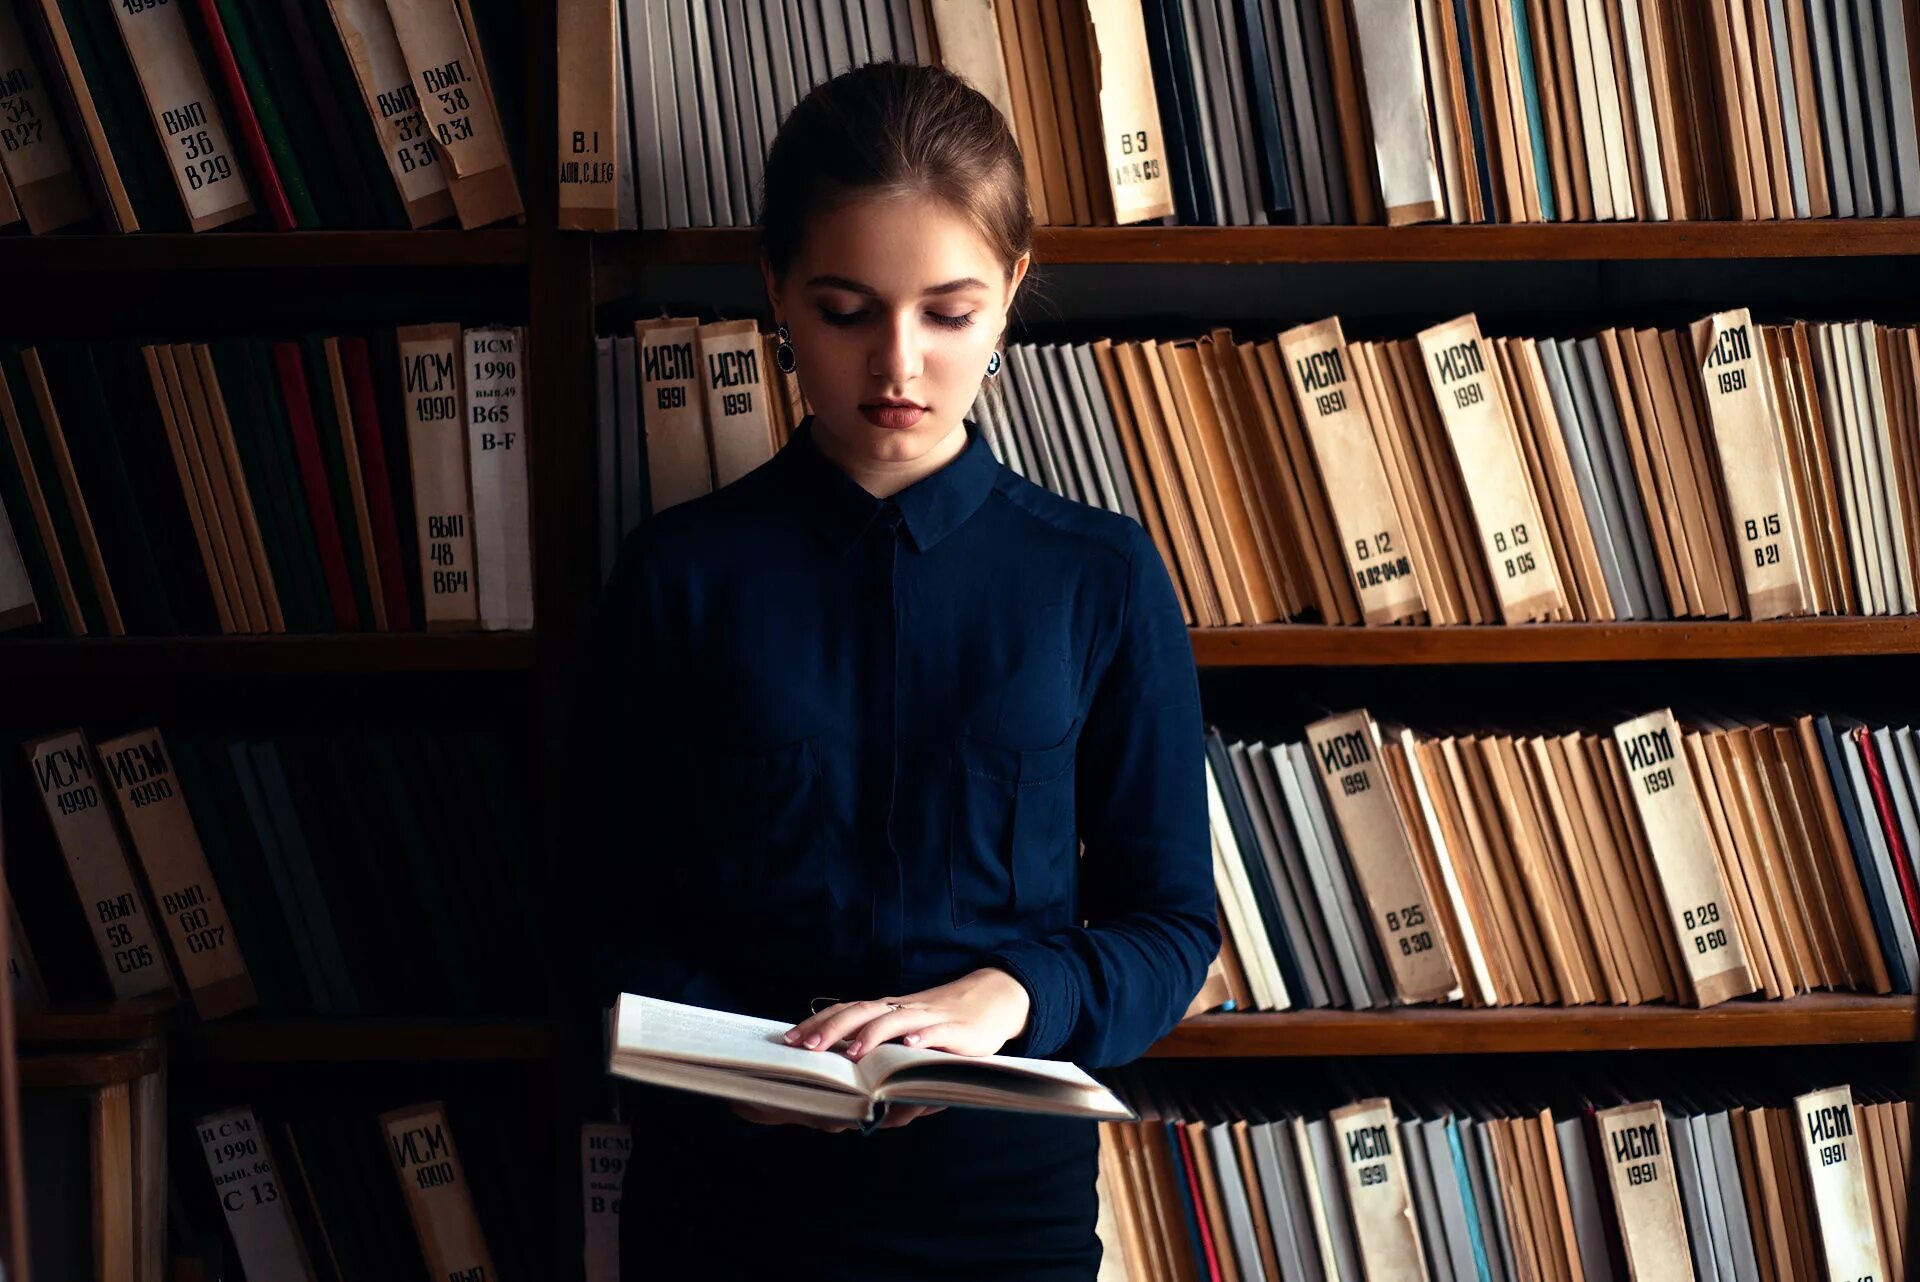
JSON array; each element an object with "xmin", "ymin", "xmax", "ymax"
[
  {"xmin": 784, "ymin": 997, "xmax": 905, "ymax": 1052},
  {"xmin": 781, "ymin": 1000, "xmax": 857, "ymax": 1048},
  {"xmin": 840, "ymin": 1006, "xmax": 949, "ymax": 1059}
]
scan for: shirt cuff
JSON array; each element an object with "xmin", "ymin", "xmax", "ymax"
[{"xmin": 986, "ymin": 943, "xmax": 1073, "ymax": 1061}]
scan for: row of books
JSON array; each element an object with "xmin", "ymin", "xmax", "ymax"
[
  {"xmin": 594, "ymin": 316, "xmax": 805, "ymax": 579},
  {"xmin": 559, "ymin": 0, "xmax": 1173, "ymax": 230},
  {"xmin": 558, "ymin": 0, "xmax": 1920, "ymax": 229},
  {"xmin": 171, "ymin": 1096, "xmax": 545, "ymax": 1282},
  {"xmin": 5, "ymin": 725, "xmax": 543, "ymax": 1019},
  {"xmin": 1096, "ymin": 1065, "xmax": 1910, "ymax": 1282},
  {"xmin": 0, "ymin": 0, "xmax": 525, "ymax": 234},
  {"xmin": 965, "ymin": 309, "xmax": 1920, "ymax": 627},
  {"xmin": 1197, "ymin": 707, "xmax": 1920, "ymax": 1015},
  {"xmin": 0, "ymin": 325, "xmax": 532, "ymax": 637}
]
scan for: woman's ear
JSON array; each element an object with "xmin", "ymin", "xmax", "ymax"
[{"xmin": 759, "ymin": 254, "xmax": 782, "ymax": 323}]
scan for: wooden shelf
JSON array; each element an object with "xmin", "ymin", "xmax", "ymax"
[
  {"xmin": 0, "ymin": 632, "xmax": 535, "ymax": 679},
  {"xmin": 595, "ymin": 219, "xmax": 1920, "ymax": 266},
  {"xmin": 20, "ymin": 1044, "xmax": 160, "ymax": 1089},
  {"xmin": 1189, "ymin": 617, "xmax": 1920, "ymax": 666},
  {"xmin": 1147, "ymin": 994, "xmax": 1918, "ymax": 1057},
  {"xmin": 174, "ymin": 1017, "xmax": 551, "ymax": 1063},
  {"xmin": 16, "ymin": 995, "xmax": 177, "ymax": 1045},
  {"xmin": 0, "ymin": 229, "xmax": 527, "ymax": 272}
]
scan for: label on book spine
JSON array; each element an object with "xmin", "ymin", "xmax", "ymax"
[
  {"xmin": 95, "ymin": 728, "xmax": 255, "ymax": 1020},
  {"xmin": 196, "ymin": 1107, "xmax": 317, "ymax": 1282},
  {"xmin": 639, "ymin": 317, "xmax": 713, "ymax": 511},
  {"xmin": 1306, "ymin": 709, "xmax": 1461, "ymax": 1002},
  {"xmin": 397, "ymin": 324, "xmax": 479, "ymax": 629},
  {"xmin": 698, "ymin": 319, "xmax": 773, "ymax": 487},
  {"xmin": 1279, "ymin": 318, "xmax": 1425, "ymax": 625},
  {"xmin": 109, "ymin": 0, "xmax": 254, "ymax": 228},
  {"xmin": 380, "ymin": 1101, "xmax": 498, "ymax": 1282},
  {"xmin": 463, "ymin": 326, "xmax": 533, "ymax": 630},
  {"xmin": 1330, "ymin": 1098, "xmax": 1429, "ymax": 1281},
  {"xmin": 1794, "ymin": 1086, "xmax": 1887, "ymax": 1282},
  {"xmin": 1417, "ymin": 314, "xmax": 1567, "ymax": 622},
  {"xmin": 1612, "ymin": 709, "xmax": 1757, "ymax": 1005},
  {"xmin": 26, "ymin": 729, "xmax": 173, "ymax": 1000},
  {"xmin": 582, "ymin": 1122, "xmax": 631, "ymax": 1282},
  {"xmin": 382, "ymin": 0, "xmax": 509, "ymax": 179},
  {"xmin": 1692, "ymin": 309, "xmax": 1810, "ymax": 619},
  {"xmin": 1594, "ymin": 1101, "xmax": 1694, "ymax": 1282},
  {"xmin": 556, "ymin": 0, "xmax": 618, "ymax": 227},
  {"xmin": 325, "ymin": 0, "xmax": 454, "ymax": 220},
  {"xmin": 0, "ymin": 5, "xmax": 81, "ymax": 187},
  {"xmin": 1085, "ymin": 0, "xmax": 1176, "ymax": 224}
]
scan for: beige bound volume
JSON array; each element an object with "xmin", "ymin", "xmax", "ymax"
[
  {"xmin": 1306, "ymin": 709, "xmax": 1460, "ymax": 1003},
  {"xmin": 1330, "ymin": 1098, "xmax": 1429, "ymax": 1281},
  {"xmin": 698, "ymin": 319, "xmax": 775, "ymax": 487},
  {"xmin": 397, "ymin": 324, "xmax": 479, "ymax": 629},
  {"xmin": 110, "ymin": 0, "xmax": 255, "ymax": 229},
  {"xmin": 1692, "ymin": 308, "xmax": 1811, "ymax": 619},
  {"xmin": 1084, "ymin": 0, "xmax": 1176, "ymax": 224},
  {"xmin": 638, "ymin": 317, "xmax": 713, "ymax": 510},
  {"xmin": 1612, "ymin": 709, "xmax": 1757, "ymax": 1006},
  {"xmin": 1418, "ymin": 314, "xmax": 1568, "ymax": 622},
  {"xmin": 1793, "ymin": 1085, "xmax": 1887, "ymax": 1282},
  {"xmin": 381, "ymin": 1101, "xmax": 498, "ymax": 1281},
  {"xmin": 1594, "ymin": 1101, "xmax": 1695, "ymax": 1282},
  {"xmin": 1279, "ymin": 318, "xmax": 1426, "ymax": 625}
]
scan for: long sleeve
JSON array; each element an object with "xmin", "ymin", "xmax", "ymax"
[{"xmin": 985, "ymin": 525, "xmax": 1220, "ymax": 1067}]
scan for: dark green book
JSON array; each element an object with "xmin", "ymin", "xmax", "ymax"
[
  {"xmin": 208, "ymin": 0, "xmax": 322, "ymax": 228},
  {"xmin": 369, "ymin": 737, "xmax": 482, "ymax": 1012},
  {"xmin": 365, "ymin": 332, "xmax": 426, "ymax": 627},
  {"xmin": 297, "ymin": 0, "xmax": 409, "ymax": 227},
  {"xmin": 55, "ymin": 0, "xmax": 184, "ymax": 231},
  {"xmin": 226, "ymin": 0, "xmax": 351, "ymax": 226},
  {"xmin": 0, "ymin": 346, "xmax": 106, "ymax": 635},
  {"xmin": 299, "ymin": 336, "xmax": 377, "ymax": 628},
  {"xmin": 245, "ymin": 339, "xmax": 336, "ymax": 630},
  {"xmin": 208, "ymin": 341, "xmax": 317, "ymax": 632}
]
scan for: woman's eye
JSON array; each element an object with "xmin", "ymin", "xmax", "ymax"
[
  {"xmin": 928, "ymin": 312, "xmax": 976, "ymax": 331},
  {"xmin": 818, "ymin": 307, "xmax": 866, "ymax": 327}
]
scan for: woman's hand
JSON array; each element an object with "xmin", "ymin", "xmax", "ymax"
[{"xmin": 780, "ymin": 967, "xmax": 1033, "ymax": 1061}]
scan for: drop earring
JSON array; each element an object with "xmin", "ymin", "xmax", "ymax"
[
  {"xmin": 775, "ymin": 323, "xmax": 797, "ymax": 373},
  {"xmin": 986, "ymin": 350, "xmax": 1002, "ymax": 378}
]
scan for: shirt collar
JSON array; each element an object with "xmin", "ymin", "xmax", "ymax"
[{"xmin": 778, "ymin": 414, "xmax": 999, "ymax": 554}]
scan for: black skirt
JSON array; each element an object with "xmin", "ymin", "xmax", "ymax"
[{"xmin": 618, "ymin": 1082, "xmax": 1102, "ymax": 1281}]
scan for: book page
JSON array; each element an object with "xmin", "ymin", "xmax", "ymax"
[
  {"xmin": 854, "ymin": 1041, "xmax": 1121, "ymax": 1099},
  {"xmin": 611, "ymin": 994, "xmax": 861, "ymax": 1094}
]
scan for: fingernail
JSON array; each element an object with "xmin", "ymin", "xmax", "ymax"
[
  {"xmin": 905, "ymin": 1034, "xmax": 920, "ymax": 1044},
  {"xmin": 847, "ymin": 1041, "xmax": 862, "ymax": 1057},
  {"xmin": 805, "ymin": 1035, "xmax": 821, "ymax": 1048},
  {"xmin": 782, "ymin": 1031, "xmax": 796, "ymax": 1043}
]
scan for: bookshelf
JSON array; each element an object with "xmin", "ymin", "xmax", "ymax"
[{"xmin": 9, "ymin": 3, "xmax": 1920, "ymax": 1278}]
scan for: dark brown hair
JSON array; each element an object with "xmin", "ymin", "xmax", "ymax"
[{"xmin": 757, "ymin": 62, "xmax": 1034, "ymax": 285}]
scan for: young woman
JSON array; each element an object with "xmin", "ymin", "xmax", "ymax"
[{"xmin": 591, "ymin": 61, "xmax": 1218, "ymax": 1280}]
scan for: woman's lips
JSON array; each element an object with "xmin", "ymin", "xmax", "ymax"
[{"xmin": 860, "ymin": 403, "xmax": 926, "ymax": 429}]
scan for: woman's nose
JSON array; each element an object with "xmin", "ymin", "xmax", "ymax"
[{"xmin": 871, "ymin": 313, "xmax": 923, "ymax": 384}]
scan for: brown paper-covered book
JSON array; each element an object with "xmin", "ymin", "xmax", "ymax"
[{"xmin": 606, "ymin": 993, "xmax": 1134, "ymax": 1126}]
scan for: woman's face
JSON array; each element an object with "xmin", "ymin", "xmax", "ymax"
[{"xmin": 763, "ymin": 190, "xmax": 1029, "ymax": 471}]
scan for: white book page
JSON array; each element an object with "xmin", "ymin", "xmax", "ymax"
[{"xmin": 612, "ymin": 994, "xmax": 861, "ymax": 1093}]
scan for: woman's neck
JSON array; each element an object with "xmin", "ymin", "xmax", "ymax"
[{"xmin": 810, "ymin": 418, "xmax": 971, "ymax": 500}]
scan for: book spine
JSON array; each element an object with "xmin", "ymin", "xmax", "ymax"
[
  {"xmin": 556, "ymin": 0, "xmax": 617, "ymax": 229},
  {"xmin": 194, "ymin": 1107, "xmax": 319, "ymax": 1282},
  {"xmin": 190, "ymin": 0, "xmax": 297, "ymax": 230},
  {"xmin": 0, "ymin": 2, "xmax": 91, "ymax": 232},
  {"xmin": 26, "ymin": 727, "xmax": 175, "ymax": 1000},
  {"xmin": 1417, "ymin": 313, "xmax": 1568, "ymax": 622},
  {"xmin": 638, "ymin": 317, "xmax": 715, "ymax": 511},
  {"xmin": 1692, "ymin": 309, "xmax": 1812, "ymax": 620},
  {"xmin": 110, "ymin": 0, "xmax": 255, "ymax": 228},
  {"xmin": 95, "ymin": 727, "xmax": 257, "ymax": 1020},
  {"xmin": 379, "ymin": 1101, "xmax": 500, "ymax": 1280},
  {"xmin": 381, "ymin": 0, "xmax": 520, "ymax": 226},
  {"xmin": 582, "ymin": 1121, "xmax": 630, "ymax": 1282},
  {"xmin": 1593, "ymin": 1100, "xmax": 1694, "ymax": 1281},
  {"xmin": 1793, "ymin": 1085, "xmax": 1888, "ymax": 1282},
  {"xmin": 1305, "ymin": 709, "xmax": 1461, "ymax": 1003},
  {"xmin": 1612, "ymin": 708, "xmax": 1759, "ymax": 1005},
  {"xmin": 697, "ymin": 318, "xmax": 774, "ymax": 488},
  {"xmin": 323, "ymin": 0, "xmax": 454, "ymax": 226},
  {"xmin": 1278, "ymin": 317, "xmax": 1426, "ymax": 624},
  {"xmin": 462, "ymin": 324, "xmax": 532, "ymax": 630},
  {"xmin": 394, "ymin": 323, "xmax": 478, "ymax": 629},
  {"xmin": 1085, "ymin": 0, "xmax": 1178, "ymax": 224},
  {"xmin": 1330, "ymin": 1098, "xmax": 1430, "ymax": 1281},
  {"xmin": 273, "ymin": 342, "xmax": 360, "ymax": 629}
]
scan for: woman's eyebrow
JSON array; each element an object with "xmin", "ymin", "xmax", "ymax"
[{"xmin": 804, "ymin": 273, "xmax": 988, "ymax": 297}]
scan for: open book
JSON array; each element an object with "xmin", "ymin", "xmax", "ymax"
[{"xmin": 605, "ymin": 993, "xmax": 1136, "ymax": 1126}]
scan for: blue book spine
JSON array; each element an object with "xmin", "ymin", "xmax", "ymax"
[
  {"xmin": 1452, "ymin": 0, "xmax": 1499, "ymax": 218},
  {"xmin": 225, "ymin": 740, "xmax": 331, "ymax": 1013},
  {"xmin": 1508, "ymin": 0, "xmax": 1558, "ymax": 219},
  {"xmin": 1165, "ymin": 1120, "xmax": 1210, "ymax": 1273},
  {"xmin": 1447, "ymin": 1118, "xmax": 1495, "ymax": 1282},
  {"xmin": 250, "ymin": 740, "xmax": 361, "ymax": 1013},
  {"xmin": 1815, "ymin": 714, "xmax": 1911, "ymax": 993}
]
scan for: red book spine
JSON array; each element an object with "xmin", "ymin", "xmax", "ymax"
[
  {"xmin": 191, "ymin": 0, "xmax": 296, "ymax": 231},
  {"xmin": 273, "ymin": 342, "xmax": 360, "ymax": 630},
  {"xmin": 1172, "ymin": 1123, "xmax": 1224, "ymax": 1282},
  {"xmin": 340, "ymin": 338, "xmax": 414, "ymax": 631},
  {"xmin": 1853, "ymin": 726, "xmax": 1920, "ymax": 940}
]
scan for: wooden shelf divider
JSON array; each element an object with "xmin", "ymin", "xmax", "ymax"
[
  {"xmin": 0, "ymin": 229, "xmax": 527, "ymax": 273},
  {"xmin": 0, "ymin": 632, "xmax": 535, "ymax": 679},
  {"xmin": 1148, "ymin": 994, "xmax": 1918, "ymax": 1057}
]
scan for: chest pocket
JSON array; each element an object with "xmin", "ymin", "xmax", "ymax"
[
  {"xmin": 687, "ymin": 735, "xmax": 828, "ymax": 927},
  {"xmin": 949, "ymin": 730, "xmax": 1077, "ymax": 930}
]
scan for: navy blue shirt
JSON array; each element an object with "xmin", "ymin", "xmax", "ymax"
[{"xmin": 589, "ymin": 413, "xmax": 1217, "ymax": 1069}]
